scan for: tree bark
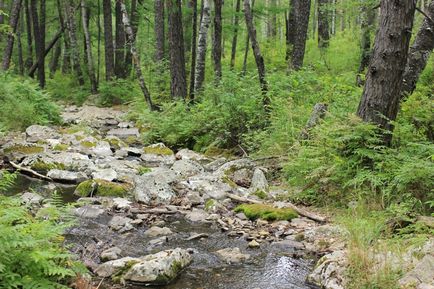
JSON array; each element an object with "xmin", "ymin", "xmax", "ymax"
[
  {"xmin": 318, "ymin": 0, "xmax": 330, "ymax": 48},
  {"xmin": 102, "ymin": 0, "xmax": 115, "ymax": 80},
  {"xmin": 290, "ymin": 0, "xmax": 311, "ymax": 70},
  {"xmin": 2, "ymin": 0, "xmax": 22, "ymax": 71},
  {"xmin": 81, "ymin": 0, "xmax": 97, "ymax": 93},
  {"xmin": 357, "ymin": 0, "xmax": 416, "ymax": 145},
  {"xmin": 56, "ymin": 0, "xmax": 70, "ymax": 74},
  {"xmin": 124, "ymin": 0, "xmax": 138, "ymax": 75},
  {"xmin": 65, "ymin": 0, "xmax": 84, "ymax": 85},
  {"xmin": 401, "ymin": 0, "xmax": 434, "ymax": 98},
  {"xmin": 356, "ymin": 5, "xmax": 376, "ymax": 86},
  {"xmin": 115, "ymin": 0, "xmax": 126, "ymax": 78},
  {"xmin": 194, "ymin": 0, "xmax": 211, "ymax": 92},
  {"xmin": 0, "ymin": 0, "xmax": 4, "ymax": 26},
  {"xmin": 17, "ymin": 15, "xmax": 24, "ymax": 74},
  {"xmin": 49, "ymin": 40, "xmax": 61, "ymax": 77},
  {"xmin": 167, "ymin": 0, "xmax": 188, "ymax": 99},
  {"xmin": 189, "ymin": 0, "xmax": 198, "ymax": 99},
  {"xmin": 230, "ymin": 0, "xmax": 241, "ymax": 69},
  {"xmin": 24, "ymin": 0, "xmax": 33, "ymax": 70},
  {"xmin": 285, "ymin": 0, "xmax": 296, "ymax": 61},
  {"xmin": 243, "ymin": 0, "xmax": 269, "ymax": 105},
  {"xmin": 213, "ymin": 0, "xmax": 223, "ymax": 82},
  {"xmin": 119, "ymin": 0, "xmax": 154, "ymax": 110},
  {"xmin": 154, "ymin": 0, "xmax": 165, "ymax": 62}
]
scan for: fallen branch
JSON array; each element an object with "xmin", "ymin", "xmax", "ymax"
[
  {"xmin": 226, "ymin": 192, "xmax": 326, "ymax": 223},
  {"xmin": 9, "ymin": 161, "xmax": 53, "ymax": 182},
  {"xmin": 134, "ymin": 209, "xmax": 178, "ymax": 215}
]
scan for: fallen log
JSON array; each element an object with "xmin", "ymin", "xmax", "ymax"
[
  {"xmin": 226, "ymin": 192, "xmax": 326, "ymax": 223},
  {"xmin": 9, "ymin": 161, "xmax": 53, "ymax": 182}
]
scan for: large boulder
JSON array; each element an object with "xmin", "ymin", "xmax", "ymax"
[
  {"xmin": 399, "ymin": 255, "xmax": 434, "ymax": 289},
  {"xmin": 170, "ymin": 159, "xmax": 204, "ymax": 178},
  {"xmin": 47, "ymin": 169, "xmax": 87, "ymax": 183},
  {"xmin": 175, "ymin": 149, "xmax": 210, "ymax": 163},
  {"xmin": 143, "ymin": 226, "xmax": 173, "ymax": 238},
  {"xmin": 95, "ymin": 248, "xmax": 192, "ymax": 285},
  {"xmin": 26, "ymin": 125, "xmax": 60, "ymax": 142},
  {"xmin": 141, "ymin": 143, "xmax": 176, "ymax": 167},
  {"xmin": 307, "ymin": 250, "xmax": 347, "ymax": 289},
  {"xmin": 250, "ymin": 168, "xmax": 269, "ymax": 192},
  {"xmin": 133, "ymin": 168, "xmax": 178, "ymax": 205}
]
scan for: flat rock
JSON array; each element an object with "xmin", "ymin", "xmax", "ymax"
[
  {"xmin": 20, "ymin": 192, "xmax": 44, "ymax": 206},
  {"xmin": 92, "ymin": 168, "xmax": 118, "ymax": 181},
  {"xmin": 95, "ymin": 256, "xmax": 141, "ymax": 277},
  {"xmin": 215, "ymin": 247, "xmax": 250, "ymax": 264},
  {"xmin": 47, "ymin": 169, "xmax": 87, "ymax": 183},
  {"xmin": 74, "ymin": 205, "xmax": 105, "ymax": 219},
  {"xmin": 144, "ymin": 226, "xmax": 173, "ymax": 238},
  {"xmin": 26, "ymin": 125, "xmax": 60, "ymax": 142},
  {"xmin": 101, "ymin": 247, "xmax": 122, "ymax": 261},
  {"xmin": 133, "ymin": 169, "xmax": 178, "ymax": 205},
  {"xmin": 171, "ymin": 159, "xmax": 204, "ymax": 178},
  {"xmin": 107, "ymin": 128, "xmax": 140, "ymax": 138},
  {"xmin": 175, "ymin": 149, "xmax": 210, "ymax": 162},
  {"xmin": 109, "ymin": 216, "xmax": 133, "ymax": 231},
  {"xmin": 185, "ymin": 208, "xmax": 209, "ymax": 223}
]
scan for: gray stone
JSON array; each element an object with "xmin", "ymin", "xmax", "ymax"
[
  {"xmin": 26, "ymin": 125, "xmax": 60, "ymax": 142},
  {"xmin": 171, "ymin": 159, "xmax": 204, "ymax": 178},
  {"xmin": 133, "ymin": 169, "xmax": 178, "ymax": 205},
  {"xmin": 92, "ymin": 168, "xmax": 118, "ymax": 181},
  {"xmin": 47, "ymin": 169, "xmax": 87, "ymax": 183},
  {"xmin": 107, "ymin": 128, "xmax": 140, "ymax": 138},
  {"xmin": 307, "ymin": 250, "xmax": 347, "ymax": 289},
  {"xmin": 95, "ymin": 256, "xmax": 141, "ymax": 277},
  {"xmin": 272, "ymin": 239, "xmax": 305, "ymax": 251},
  {"xmin": 20, "ymin": 192, "xmax": 44, "ymax": 206},
  {"xmin": 109, "ymin": 216, "xmax": 133, "ymax": 231},
  {"xmin": 144, "ymin": 226, "xmax": 173, "ymax": 238},
  {"xmin": 112, "ymin": 197, "xmax": 132, "ymax": 210},
  {"xmin": 215, "ymin": 247, "xmax": 250, "ymax": 264},
  {"xmin": 101, "ymin": 247, "xmax": 122, "ymax": 261},
  {"xmin": 92, "ymin": 141, "xmax": 112, "ymax": 157},
  {"xmin": 399, "ymin": 255, "xmax": 434, "ymax": 288},
  {"xmin": 215, "ymin": 158, "xmax": 255, "ymax": 176},
  {"xmin": 231, "ymin": 168, "xmax": 252, "ymax": 187},
  {"xmin": 74, "ymin": 205, "xmax": 105, "ymax": 219},
  {"xmin": 141, "ymin": 153, "xmax": 176, "ymax": 167},
  {"xmin": 185, "ymin": 208, "xmax": 209, "ymax": 223},
  {"xmin": 175, "ymin": 149, "xmax": 209, "ymax": 162},
  {"xmin": 250, "ymin": 168, "xmax": 269, "ymax": 192}
]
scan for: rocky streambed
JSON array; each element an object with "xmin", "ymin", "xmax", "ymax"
[{"xmin": 1, "ymin": 105, "xmax": 349, "ymax": 289}]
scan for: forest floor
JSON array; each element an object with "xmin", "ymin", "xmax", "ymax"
[{"xmin": 1, "ymin": 105, "xmax": 433, "ymax": 289}]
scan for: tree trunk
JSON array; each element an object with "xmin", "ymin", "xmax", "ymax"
[
  {"xmin": 2, "ymin": 0, "xmax": 22, "ymax": 71},
  {"xmin": 29, "ymin": 0, "xmax": 45, "ymax": 87},
  {"xmin": 356, "ymin": 5, "xmax": 376, "ymax": 86},
  {"xmin": 243, "ymin": 0, "xmax": 269, "ymax": 105},
  {"xmin": 189, "ymin": 0, "xmax": 198, "ymax": 99},
  {"xmin": 17, "ymin": 16, "xmax": 24, "ymax": 75},
  {"xmin": 24, "ymin": 0, "xmax": 33, "ymax": 70},
  {"xmin": 65, "ymin": 0, "xmax": 84, "ymax": 85},
  {"xmin": 0, "ymin": 0, "xmax": 4, "ymax": 26},
  {"xmin": 318, "ymin": 0, "xmax": 330, "ymax": 48},
  {"xmin": 230, "ymin": 0, "xmax": 241, "ymax": 69},
  {"xmin": 213, "ymin": 0, "xmax": 223, "ymax": 82},
  {"xmin": 49, "ymin": 40, "xmax": 61, "ymax": 77},
  {"xmin": 357, "ymin": 0, "xmax": 416, "ymax": 145},
  {"xmin": 267, "ymin": 0, "xmax": 277, "ymax": 38},
  {"xmin": 168, "ymin": 0, "xmax": 188, "ymax": 99},
  {"xmin": 81, "ymin": 0, "xmax": 97, "ymax": 93},
  {"xmin": 119, "ymin": 0, "xmax": 153, "ymax": 110},
  {"xmin": 285, "ymin": 0, "xmax": 296, "ymax": 61},
  {"xmin": 290, "ymin": 0, "xmax": 311, "ymax": 70},
  {"xmin": 115, "ymin": 0, "xmax": 126, "ymax": 78},
  {"xmin": 124, "ymin": 0, "xmax": 138, "ymax": 75},
  {"xmin": 154, "ymin": 0, "xmax": 165, "ymax": 62},
  {"xmin": 193, "ymin": 0, "xmax": 211, "ymax": 92},
  {"xmin": 56, "ymin": 0, "xmax": 70, "ymax": 74},
  {"xmin": 102, "ymin": 0, "xmax": 115, "ymax": 80},
  {"xmin": 401, "ymin": 0, "xmax": 434, "ymax": 98},
  {"xmin": 97, "ymin": 0, "xmax": 101, "ymax": 84}
]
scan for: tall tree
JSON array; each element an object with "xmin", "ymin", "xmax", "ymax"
[
  {"xmin": 29, "ymin": 0, "xmax": 46, "ymax": 87},
  {"xmin": 119, "ymin": 0, "xmax": 153, "ymax": 110},
  {"xmin": 102, "ymin": 0, "xmax": 114, "ymax": 80},
  {"xmin": 49, "ymin": 41, "xmax": 61, "ymax": 77},
  {"xmin": 285, "ymin": 0, "xmax": 296, "ymax": 61},
  {"xmin": 317, "ymin": 0, "xmax": 330, "ymax": 48},
  {"xmin": 357, "ymin": 0, "xmax": 416, "ymax": 145},
  {"xmin": 24, "ymin": 0, "xmax": 33, "ymax": 70},
  {"xmin": 2, "ymin": 0, "xmax": 22, "ymax": 71},
  {"xmin": 115, "ymin": 0, "xmax": 126, "ymax": 78},
  {"xmin": 194, "ymin": 0, "xmax": 211, "ymax": 93},
  {"xmin": 124, "ymin": 0, "xmax": 138, "ymax": 74},
  {"xmin": 267, "ymin": 0, "xmax": 277, "ymax": 38},
  {"xmin": 0, "ymin": 0, "xmax": 4, "ymax": 26},
  {"xmin": 65, "ymin": 0, "xmax": 84, "ymax": 85},
  {"xmin": 290, "ymin": 0, "xmax": 311, "ymax": 70},
  {"xmin": 189, "ymin": 0, "xmax": 198, "ymax": 99},
  {"xmin": 230, "ymin": 0, "xmax": 241, "ymax": 69},
  {"xmin": 167, "ymin": 0, "xmax": 188, "ymax": 99},
  {"xmin": 56, "ymin": 0, "xmax": 70, "ymax": 74},
  {"xmin": 401, "ymin": 0, "xmax": 434, "ymax": 98},
  {"xmin": 244, "ymin": 0, "xmax": 269, "ymax": 106},
  {"xmin": 154, "ymin": 0, "xmax": 165, "ymax": 62},
  {"xmin": 213, "ymin": 0, "xmax": 223, "ymax": 82},
  {"xmin": 81, "ymin": 0, "xmax": 97, "ymax": 93},
  {"xmin": 356, "ymin": 4, "xmax": 376, "ymax": 86},
  {"xmin": 17, "ymin": 15, "xmax": 24, "ymax": 74}
]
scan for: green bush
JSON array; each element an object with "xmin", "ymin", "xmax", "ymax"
[
  {"xmin": 46, "ymin": 72, "xmax": 88, "ymax": 105},
  {"xmin": 0, "ymin": 171, "xmax": 84, "ymax": 288},
  {"xmin": 98, "ymin": 78, "xmax": 140, "ymax": 106},
  {"xmin": 0, "ymin": 73, "xmax": 61, "ymax": 130}
]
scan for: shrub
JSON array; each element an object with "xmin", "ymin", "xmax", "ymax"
[
  {"xmin": 46, "ymin": 72, "xmax": 88, "ymax": 105},
  {"xmin": 0, "ymin": 73, "xmax": 61, "ymax": 130},
  {"xmin": 97, "ymin": 78, "xmax": 141, "ymax": 106}
]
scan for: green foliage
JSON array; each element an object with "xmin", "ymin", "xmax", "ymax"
[
  {"xmin": 234, "ymin": 204, "xmax": 298, "ymax": 221},
  {"xmin": 75, "ymin": 179, "xmax": 130, "ymax": 197},
  {"xmin": 137, "ymin": 166, "xmax": 151, "ymax": 175},
  {"xmin": 0, "ymin": 171, "xmax": 16, "ymax": 193},
  {"xmin": 0, "ymin": 194, "xmax": 84, "ymax": 288},
  {"xmin": 0, "ymin": 73, "xmax": 61, "ymax": 130},
  {"xmin": 97, "ymin": 79, "xmax": 140, "ymax": 106},
  {"xmin": 46, "ymin": 72, "xmax": 88, "ymax": 105}
]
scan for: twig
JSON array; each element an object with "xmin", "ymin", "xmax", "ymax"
[
  {"xmin": 416, "ymin": 7, "xmax": 434, "ymax": 25},
  {"xmin": 9, "ymin": 161, "xmax": 53, "ymax": 182}
]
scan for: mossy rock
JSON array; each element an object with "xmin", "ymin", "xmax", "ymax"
[
  {"xmin": 80, "ymin": 140, "xmax": 96, "ymax": 148},
  {"xmin": 105, "ymin": 137, "xmax": 125, "ymax": 150},
  {"xmin": 222, "ymin": 175, "xmax": 238, "ymax": 188},
  {"xmin": 251, "ymin": 190, "xmax": 268, "ymax": 200},
  {"xmin": 204, "ymin": 146, "xmax": 234, "ymax": 158},
  {"xmin": 143, "ymin": 146, "xmax": 174, "ymax": 156},
  {"xmin": 53, "ymin": 144, "xmax": 69, "ymax": 151},
  {"xmin": 31, "ymin": 161, "xmax": 66, "ymax": 172},
  {"xmin": 137, "ymin": 166, "xmax": 152, "ymax": 175},
  {"xmin": 4, "ymin": 144, "xmax": 44, "ymax": 155},
  {"xmin": 205, "ymin": 199, "xmax": 216, "ymax": 211},
  {"xmin": 234, "ymin": 204, "xmax": 298, "ymax": 221},
  {"xmin": 75, "ymin": 179, "xmax": 131, "ymax": 197}
]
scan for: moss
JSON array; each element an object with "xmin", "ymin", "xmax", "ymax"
[
  {"xmin": 137, "ymin": 166, "xmax": 151, "ymax": 175},
  {"xmin": 154, "ymin": 261, "xmax": 183, "ymax": 285},
  {"xmin": 205, "ymin": 199, "xmax": 216, "ymax": 211},
  {"xmin": 4, "ymin": 144, "xmax": 44, "ymax": 155},
  {"xmin": 204, "ymin": 146, "xmax": 234, "ymax": 158},
  {"xmin": 75, "ymin": 135, "xmax": 85, "ymax": 141},
  {"xmin": 31, "ymin": 161, "xmax": 65, "ymax": 172},
  {"xmin": 251, "ymin": 190, "xmax": 268, "ymax": 200},
  {"xmin": 125, "ymin": 136, "xmax": 138, "ymax": 145},
  {"xmin": 222, "ymin": 175, "xmax": 238, "ymax": 188},
  {"xmin": 80, "ymin": 141, "xmax": 96, "ymax": 148},
  {"xmin": 105, "ymin": 137, "xmax": 124, "ymax": 149},
  {"xmin": 53, "ymin": 144, "xmax": 68, "ymax": 151},
  {"xmin": 234, "ymin": 204, "xmax": 298, "ymax": 222},
  {"xmin": 75, "ymin": 179, "xmax": 130, "ymax": 197},
  {"xmin": 143, "ymin": 145, "xmax": 174, "ymax": 156},
  {"xmin": 112, "ymin": 260, "xmax": 139, "ymax": 283},
  {"xmin": 294, "ymin": 233, "xmax": 305, "ymax": 242}
]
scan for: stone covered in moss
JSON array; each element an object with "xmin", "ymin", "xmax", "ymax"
[
  {"xmin": 234, "ymin": 204, "xmax": 298, "ymax": 221},
  {"xmin": 143, "ymin": 143, "xmax": 174, "ymax": 156},
  {"xmin": 4, "ymin": 144, "xmax": 44, "ymax": 155},
  {"xmin": 75, "ymin": 179, "xmax": 131, "ymax": 197},
  {"xmin": 53, "ymin": 144, "xmax": 69, "ymax": 151},
  {"xmin": 251, "ymin": 190, "xmax": 268, "ymax": 200},
  {"xmin": 80, "ymin": 140, "xmax": 96, "ymax": 148},
  {"xmin": 31, "ymin": 161, "xmax": 66, "ymax": 172}
]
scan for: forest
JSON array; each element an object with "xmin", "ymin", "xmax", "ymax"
[{"xmin": 0, "ymin": 0, "xmax": 433, "ymax": 288}]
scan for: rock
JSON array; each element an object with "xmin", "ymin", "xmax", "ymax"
[
  {"xmin": 122, "ymin": 248, "xmax": 192, "ymax": 285},
  {"xmin": 248, "ymin": 240, "xmax": 260, "ymax": 248},
  {"xmin": 185, "ymin": 191, "xmax": 203, "ymax": 206},
  {"xmin": 175, "ymin": 149, "xmax": 209, "ymax": 162},
  {"xmin": 185, "ymin": 208, "xmax": 209, "ymax": 223},
  {"xmin": 141, "ymin": 146, "xmax": 176, "ymax": 167},
  {"xmin": 75, "ymin": 179, "xmax": 130, "ymax": 197},
  {"xmin": 417, "ymin": 216, "xmax": 434, "ymax": 229},
  {"xmin": 215, "ymin": 247, "xmax": 250, "ymax": 264},
  {"xmin": 118, "ymin": 121, "xmax": 135, "ymax": 128},
  {"xmin": 144, "ymin": 226, "xmax": 173, "ymax": 238},
  {"xmin": 20, "ymin": 192, "xmax": 44, "ymax": 206},
  {"xmin": 236, "ymin": 212, "xmax": 247, "ymax": 220},
  {"xmin": 272, "ymin": 239, "xmax": 305, "ymax": 251},
  {"xmin": 231, "ymin": 168, "xmax": 253, "ymax": 187},
  {"xmin": 133, "ymin": 169, "xmax": 178, "ymax": 205},
  {"xmin": 101, "ymin": 247, "xmax": 122, "ymax": 261},
  {"xmin": 216, "ymin": 158, "xmax": 255, "ymax": 176},
  {"xmin": 47, "ymin": 169, "xmax": 87, "ymax": 183},
  {"xmin": 307, "ymin": 250, "xmax": 347, "ymax": 289},
  {"xmin": 171, "ymin": 159, "xmax": 204, "ymax": 178},
  {"xmin": 182, "ymin": 175, "xmax": 231, "ymax": 200},
  {"xmin": 26, "ymin": 125, "xmax": 59, "ymax": 142},
  {"xmin": 399, "ymin": 255, "xmax": 434, "ymax": 289},
  {"xmin": 74, "ymin": 205, "xmax": 105, "ymax": 219},
  {"xmin": 250, "ymin": 168, "xmax": 269, "ymax": 192},
  {"xmin": 91, "ymin": 168, "xmax": 118, "ymax": 181},
  {"xmin": 95, "ymin": 256, "xmax": 141, "ymax": 277},
  {"xmin": 92, "ymin": 141, "xmax": 112, "ymax": 157},
  {"xmin": 112, "ymin": 197, "xmax": 132, "ymax": 210},
  {"xmin": 107, "ymin": 128, "xmax": 140, "ymax": 138},
  {"xmin": 186, "ymin": 233, "xmax": 209, "ymax": 241},
  {"xmin": 109, "ymin": 216, "xmax": 134, "ymax": 231}
]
